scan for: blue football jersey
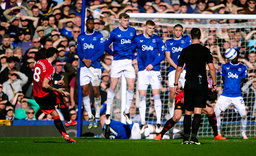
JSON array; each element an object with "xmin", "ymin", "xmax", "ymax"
[
  {"xmin": 221, "ymin": 62, "xmax": 247, "ymax": 97},
  {"xmin": 102, "ymin": 120, "xmax": 133, "ymax": 139},
  {"xmin": 104, "ymin": 26, "xmax": 136, "ymax": 60},
  {"xmin": 60, "ymin": 28, "xmax": 73, "ymax": 38},
  {"xmin": 165, "ymin": 36, "xmax": 191, "ymax": 72},
  {"xmin": 135, "ymin": 34, "xmax": 165, "ymax": 71},
  {"xmin": 77, "ymin": 31, "xmax": 105, "ymax": 68}
]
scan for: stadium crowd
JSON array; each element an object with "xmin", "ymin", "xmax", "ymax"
[{"xmin": 0, "ymin": 0, "xmax": 255, "ymax": 134}]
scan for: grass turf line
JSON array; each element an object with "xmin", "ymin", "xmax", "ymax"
[{"xmin": 0, "ymin": 137, "xmax": 255, "ymax": 156}]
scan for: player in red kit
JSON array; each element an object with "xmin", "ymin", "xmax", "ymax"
[
  {"xmin": 154, "ymin": 89, "xmax": 226, "ymax": 141},
  {"xmin": 33, "ymin": 47, "xmax": 77, "ymax": 143}
]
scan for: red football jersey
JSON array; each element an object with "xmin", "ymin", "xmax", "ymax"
[
  {"xmin": 33, "ymin": 59, "xmax": 55, "ymax": 98},
  {"xmin": 175, "ymin": 90, "xmax": 184, "ymax": 104}
]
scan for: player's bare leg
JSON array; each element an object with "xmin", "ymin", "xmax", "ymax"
[{"xmin": 106, "ymin": 77, "xmax": 119, "ymax": 125}]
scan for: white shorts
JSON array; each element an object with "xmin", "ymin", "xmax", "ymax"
[
  {"xmin": 111, "ymin": 59, "xmax": 135, "ymax": 78},
  {"xmin": 168, "ymin": 70, "xmax": 186, "ymax": 88},
  {"xmin": 79, "ymin": 66, "xmax": 101, "ymax": 86},
  {"xmin": 215, "ymin": 95, "xmax": 247, "ymax": 117},
  {"xmin": 138, "ymin": 70, "xmax": 161, "ymax": 90},
  {"xmin": 130, "ymin": 123, "xmax": 141, "ymax": 139}
]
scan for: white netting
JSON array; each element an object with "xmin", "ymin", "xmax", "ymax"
[{"xmin": 106, "ymin": 14, "xmax": 256, "ymax": 137}]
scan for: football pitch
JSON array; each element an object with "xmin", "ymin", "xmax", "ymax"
[{"xmin": 0, "ymin": 137, "xmax": 255, "ymax": 156}]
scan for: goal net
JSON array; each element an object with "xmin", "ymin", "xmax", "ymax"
[{"xmin": 105, "ymin": 13, "xmax": 256, "ymax": 138}]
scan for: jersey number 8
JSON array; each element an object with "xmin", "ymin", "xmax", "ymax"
[{"xmin": 33, "ymin": 67, "xmax": 41, "ymax": 82}]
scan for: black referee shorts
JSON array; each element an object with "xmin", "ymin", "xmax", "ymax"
[{"xmin": 184, "ymin": 80, "xmax": 208, "ymax": 111}]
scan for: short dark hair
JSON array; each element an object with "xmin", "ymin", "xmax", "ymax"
[
  {"xmin": 86, "ymin": 18, "xmax": 94, "ymax": 23},
  {"xmin": 146, "ymin": 20, "xmax": 155, "ymax": 26},
  {"xmin": 46, "ymin": 47, "xmax": 58, "ymax": 58},
  {"xmin": 44, "ymin": 38, "xmax": 53, "ymax": 45},
  {"xmin": 31, "ymin": 5, "xmax": 39, "ymax": 10},
  {"xmin": 190, "ymin": 28, "xmax": 201, "ymax": 39},
  {"xmin": 174, "ymin": 24, "xmax": 183, "ymax": 29},
  {"xmin": 119, "ymin": 13, "xmax": 130, "ymax": 19}
]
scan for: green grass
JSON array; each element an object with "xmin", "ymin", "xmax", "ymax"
[{"xmin": 0, "ymin": 137, "xmax": 255, "ymax": 156}]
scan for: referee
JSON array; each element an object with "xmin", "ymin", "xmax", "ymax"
[{"xmin": 174, "ymin": 28, "xmax": 216, "ymax": 145}]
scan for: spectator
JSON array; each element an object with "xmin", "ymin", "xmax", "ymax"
[
  {"xmin": 20, "ymin": 57, "xmax": 35, "ymax": 98},
  {"xmin": 225, "ymin": 0, "xmax": 239, "ymax": 13},
  {"xmin": 0, "ymin": 54, "xmax": 8, "ymax": 72},
  {"xmin": 244, "ymin": 0, "xmax": 256, "ymax": 14},
  {"xmin": 24, "ymin": 0, "xmax": 37, "ymax": 10},
  {"xmin": 5, "ymin": 105, "xmax": 14, "ymax": 120},
  {"xmin": 245, "ymin": 30, "xmax": 256, "ymax": 49},
  {"xmin": 83, "ymin": 111, "xmax": 89, "ymax": 121},
  {"xmin": 48, "ymin": 15, "xmax": 58, "ymax": 30},
  {"xmin": 56, "ymin": 47, "xmax": 67, "ymax": 62},
  {"xmin": 100, "ymin": 71, "xmax": 110, "ymax": 103},
  {"xmin": 0, "ymin": 96, "xmax": 6, "ymax": 119},
  {"xmin": 71, "ymin": 26, "xmax": 81, "ymax": 42},
  {"xmin": 44, "ymin": 38, "xmax": 53, "ymax": 50},
  {"xmin": 39, "ymin": 0, "xmax": 53, "ymax": 16},
  {"xmin": 73, "ymin": 16, "xmax": 82, "ymax": 28},
  {"xmin": 19, "ymin": 15, "xmax": 39, "ymax": 37},
  {"xmin": 21, "ymin": 30, "xmax": 33, "ymax": 53},
  {"xmin": 0, "ymin": 83, "xmax": 9, "ymax": 105},
  {"xmin": 248, "ymin": 52, "xmax": 256, "ymax": 64},
  {"xmin": 3, "ymin": 5, "xmax": 33, "ymax": 21},
  {"xmin": 14, "ymin": 97, "xmax": 40, "ymax": 120},
  {"xmin": 74, "ymin": 0, "xmax": 83, "ymax": 16},
  {"xmin": 58, "ymin": 18, "xmax": 74, "ymax": 38},
  {"xmin": 235, "ymin": 0, "xmax": 248, "ymax": 8},
  {"xmin": 5, "ymin": 48, "xmax": 14, "ymax": 58},
  {"xmin": 0, "ymin": 56, "xmax": 18, "ymax": 84},
  {"xmin": 24, "ymin": 107, "xmax": 36, "ymax": 120},
  {"xmin": 242, "ymin": 73, "xmax": 256, "ymax": 119},
  {"xmin": 41, "ymin": 16, "xmax": 55, "ymax": 37},
  {"xmin": 12, "ymin": 92, "xmax": 24, "ymax": 109},
  {"xmin": 69, "ymin": 109, "xmax": 77, "ymax": 121},
  {"xmin": 187, "ymin": 0, "xmax": 199, "ymax": 13},
  {"xmin": 179, "ymin": 2, "xmax": 188, "ymax": 14},
  {"xmin": 2, "ymin": 69, "xmax": 28, "ymax": 102},
  {"xmin": 0, "ymin": 35, "xmax": 13, "ymax": 54},
  {"xmin": 171, "ymin": 0, "xmax": 181, "ymax": 13},
  {"xmin": 52, "ymin": 8, "xmax": 63, "ymax": 22},
  {"xmin": 195, "ymin": 0, "xmax": 206, "ymax": 14},
  {"xmin": 66, "ymin": 41, "xmax": 77, "ymax": 57},
  {"xmin": 32, "ymin": 37, "xmax": 42, "ymax": 50},
  {"xmin": 31, "ymin": 6, "xmax": 43, "ymax": 21}
]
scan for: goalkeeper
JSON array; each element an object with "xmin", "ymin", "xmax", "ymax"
[{"xmin": 154, "ymin": 88, "xmax": 227, "ymax": 140}]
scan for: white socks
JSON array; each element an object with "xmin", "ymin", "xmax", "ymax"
[
  {"xmin": 154, "ymin": 95, "xmax": 162, "ymax": 124},
  {"xmin": 106, "ymin": 88, "xmax": 115, "ymax": 115},
  {"xmin": 139, "ymin": 95, "xmax": 146, "ymax": 125},
  {"xmin": 83, "ymin": 95, "xmax": 92, "ymax": 118},
  {"xmin": 94, "ymin": 96, "xmax": 101, "ymax": 118},
  {"xmin": 125, "ymin": 89, "xmax": 134, "ymax": 114}
]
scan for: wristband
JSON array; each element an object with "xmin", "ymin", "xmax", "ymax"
[
  {"xmin": 212, "ymin": 84, "xmax": 216, "ymax": 87},
  {"xmin": 174, "ymin": 83, "xmax": 178, "ymax": 86}
]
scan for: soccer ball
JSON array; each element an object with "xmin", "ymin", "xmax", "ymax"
[{"xmin": 225, "ymin": 48, "xmax": 237, "ymax": 60}]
